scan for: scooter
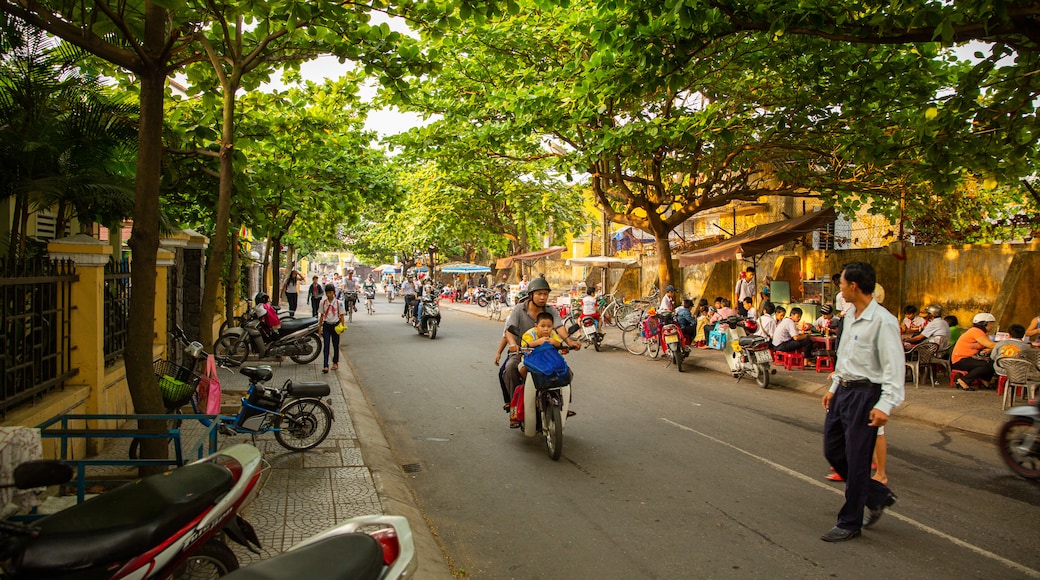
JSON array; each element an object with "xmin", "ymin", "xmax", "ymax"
[
  {"xmin": 510, "ymin": 344, "xmax": 572, "ymax": 460},
  {"xmin": 567, "ymin": 311, "xmax": 604, "ymax": 352},
  {"xmin": 412, "ymin": 296, "xmax": 441, "ymax": 339},
  {"xmin": 474, "ymin": 287, "xmax": 497, "ymax": 308},
  {"xmin": 998, "ymin": 400, "xmax": 1040, "ymax": 479},
  {"xmin": 0, "ymin": 444, "xmax": 264, "ymax": 579},
  {"xmin": 222, "ymin": 515, "xmax": 416, "ymax": 580},
  {"xmin": 719, "ymin": 315, "xmax": 775, "ymax": 388},
  {"xmin": 214, "ymin": 308, "xmax": 322, "ymax": 366},
  {"xmin": 657, "ymin": 311, "xmax": 692, "ymax": 372}
]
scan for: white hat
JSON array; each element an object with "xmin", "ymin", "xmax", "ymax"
[{"xmin": 972, "ymin": 312, "xmax": 996, "ymax": 324}]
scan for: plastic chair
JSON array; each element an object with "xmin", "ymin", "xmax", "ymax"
[
  {"xmin": 931, "ymin": 344, "xmax": 952, "ymax": 384},
  {"xmin": 905, "ymin": 342, "xmax": 938, "ymax": 388},
  {"xmin": 996, "ymin": 357, "xmax": 1040, "ymax": 409}
]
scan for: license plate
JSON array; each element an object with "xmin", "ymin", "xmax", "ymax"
[
  {"xmin": 665, "ymin": 334, "xmax": 679, "ymax": 344},
  {"xmin": 755, "ymin": 350, "xmax": 772, "ymax": 363}
]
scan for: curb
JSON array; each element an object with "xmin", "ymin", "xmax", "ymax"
[
  {"xmin": 441, "ymin": 301, "xmax": 1004, "ymax": 439},
  {"xmin": 335, "ymin": 361, "xmax": 456, "ymax": 579}
]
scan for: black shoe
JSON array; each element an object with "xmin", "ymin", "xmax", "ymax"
[
  {"xmin": 566, "ymin": 410, "xmax": 576, "ymax": 417},
  {"xmin": 863, "ymin": 492, "xmax": 897, "ymax": 528},
  {"xmin": 503, "ymin": 404, "xmax": 510, "ymax": 412},
  {"xmin": 820, "ymin": 526, "xmax": 861, "ymax": 542}
]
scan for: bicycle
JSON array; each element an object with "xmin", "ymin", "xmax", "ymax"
[
  {"xmin": 622, "ymin": 311, "xmax": 662, "ymax": 358},
  {"xmin": 130, "ymin": 326, "xmax": 335, "ymax": 458},
  {"xmin": 487, "ymin": 293, "xmax": 503, "ymax": 320},
  {"xmin": 343, "ymin": 291, "xmax": 358, "ymax": 323},
  {"xmin": 365, "ymin": 290, "xmax": 376, "ymax": 315},
  {"xmin": 599, "ymin": 294, "xmax": 638, "ymax": 332}
]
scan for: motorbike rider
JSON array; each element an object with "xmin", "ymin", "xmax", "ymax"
[
  {"xmin": 401, "ymin": 276, "xmax": 417, "ymax": 318},
  {"xmin": 254, "ymin": 292, "xmax": 281, "ymax": 337},
  {"xmin": 501, "ymin": 277, "xmax": 580, "ymax": 412}
]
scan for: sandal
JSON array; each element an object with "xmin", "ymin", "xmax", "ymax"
[
  {"xmin": 322, "ymin": 367, "xmax": 329, "ymax": 374},
  {"xmin": 956, "ymin": 379, "xmax": 976, "ymax": 392},
  {"xmin": 331, "ymin": 363, "xmax": 339, "ymax": 370}
]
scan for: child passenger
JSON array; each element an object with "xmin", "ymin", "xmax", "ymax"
[{"xmin": 519, "ymin": 312, "xmax": 563, "ymax": 382}]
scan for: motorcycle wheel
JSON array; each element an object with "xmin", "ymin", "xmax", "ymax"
[
  {"xmin": 593, "ymin": 332, "xmax": 602, "ymax": 352},
  {"xmin": 172, "ymin": 539, "xmax": 239, "ymax": 578},
  {"xmin": 622, "ymin": 326, "xmax": 648, "ymax": 355},
  {"xmin": 214, "ymin": 335, "xmax": 249, "ymax": 366},
  {"xmin": 756, "ymin": 362, "xmax": 771, "ymax": 388},
  {"xmin": 429, "ymin": 320, "xmax": 438, "ymax": 339},
  {"xmin": 998, "ymin": 416, "xmax": 1040, "ymax": 479},
  {"xmin": 672, "ymin": 347, "xmax": 683, "ymax": 372},
  {"xmin": 543, "ymin": 402, "xmax": 563, "ymax": 460},
  {"xmin": 275, "ymin": 399, "xmax": 334, "ymax": 451},
  {"xmin": 477, "ymin": 295, "xmax": 488, "ymax": 308},
  {"xmin": 290, "ymin": 334, "xmax": 322, "ymax": 364}
]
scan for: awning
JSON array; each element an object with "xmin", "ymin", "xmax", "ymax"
[
  {"xmin": 373, "ymin": 264, "xmax": 400, "ymax": 272},
  {"xmin": 566, "ymin": 256, "xmax": 638, "ymax": 269},
  {"xmin": 678, "ymin": 208, "xmax": 838, "ymax": 267},
  {"xmin": 440, "ymin": 263, "xmax": 492, "ymax": 274},
  {"xmin": 495, "ymin": 246, "xmax": 566, "ymax": 270}
]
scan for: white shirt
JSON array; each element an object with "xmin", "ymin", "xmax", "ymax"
[
  {"xmin": 835, "ymin": 292, "xmax": 853, "ymax": 316},
  {"xmin": 735, "ymin": 276, "xmax": 755, "ymax": 302},
  {"xmin": 772, "ymin": 318, "xmax": 800, "ymax": 346},
  {"xmin": 829, "ymin": 299, "xmax": 906, "ymax": 415},
  {"xmin": 919, "ymin": 317, "xmax": 951, "ymax": 350},
  {"xmin": 582, "ymin": 295, "xmax": 598, "ymax": 316},
  {"xmin": 659, "ymin": 294, "xmax": 674, "ymax": 312},
  {"xmin": 401, "ymin": 281, "xmax": 416, "ymax": 296},
  {"xmin": 756, "ymin": 314, "xmax": 777, "ymax": 339}
]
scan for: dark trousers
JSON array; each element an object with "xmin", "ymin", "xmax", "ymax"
[
  {"xmin": 310, "ymin": 297, "xmax": 321, "ymax": 318},
  {"xmin": 321, "ymin": 323, "xmax": 340, "ymax": 368},
  {"xmin": 952, "ymin": 356, "xmax": 995, "ymax": 384},
  {"xmin": 776, "ymin": 337, "xmax": 813, "ymax": 359},
  {"xmin": 404, "ymin": 294, "xmax": 415, "ymax": 317},
  {"xmin": 823, "ymin": 384, "xmax": 892, "ymax": 531},
  {"xmin": 286, "ymin": 293, "xmax": 298, "ymax": 316}
]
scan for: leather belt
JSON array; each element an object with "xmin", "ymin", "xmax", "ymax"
[{"xmin": 839, "ymin": 379, "xmax": 879, "ymax": 389}]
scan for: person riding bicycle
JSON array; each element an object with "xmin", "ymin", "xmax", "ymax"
[
  {"xmin": 362, "ymin": 275, "xmax": 377, "ymax": 298},
  {"xmin": 501, "ymin": 277, "xmax": 580, "ymax": 413}
]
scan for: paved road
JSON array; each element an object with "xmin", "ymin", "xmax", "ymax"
[{"xmin": 344, "ymin": 302, "xmax": 1040, "ymax": 579}]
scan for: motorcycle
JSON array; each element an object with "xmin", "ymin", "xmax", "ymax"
[
  {"xmin": 474, "ymin": 287, "xmax": 496, "ymax": 308},
  {"xmin": 222, "ymin": 515, "xmax": 416, "ymax": 580},
  {"xmin": 998, "ymin": 400, "xmax": 1040, "ymax": 479},
  {"xmin": 0, "ymin": 444, "xmax": 264, "ymax": 578},
  {"xmin": 214, "ymin": 307, "xmax": 321, "ymax": 366},
  {"xmin": 719, "ymin": 315, "xmax": 775, "ymax": 388},
  {"xmin": 411, "ymin": 295, "xmax": 441, "ymax": 339},
  {"xmin": 657, "ymin": 311, "xmax": 693, "ymax": 371},
  {"xmin": 567, "ymin": 311, "xmax": 604, "ymax": 352},
  {"xmin": 510, "ymin": 344, "xmax": 572, "ymax": 460}
]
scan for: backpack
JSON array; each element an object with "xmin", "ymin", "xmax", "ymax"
[{"xmin": 523, "ymin": 343, "xmax": 570, "ymax": 389}]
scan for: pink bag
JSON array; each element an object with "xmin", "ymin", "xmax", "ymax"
[{"xmin": 197, "ymin": 355, "xmax": 222, "ymax": 415}]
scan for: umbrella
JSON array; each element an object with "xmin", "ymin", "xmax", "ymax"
[
  {"xmin": 566, "ymin": 256, "xmax": 638, "ymax": 269},
  {"xmin": 440, "ymin": 263, "xmax": 492, "ymax": 274},
  {"xmin": 373, "ymin": 264, "xmax": 399, "ymax": 272}
]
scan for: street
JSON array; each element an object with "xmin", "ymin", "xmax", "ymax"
[{"xmin": 341, "ymin": 302, "xmax": 1040, "ymax": 579}]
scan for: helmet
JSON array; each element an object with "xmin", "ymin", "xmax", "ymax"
[
  {"xmin": 972, "ymin": 312, "xmax": 996, "ymax": 324},
  {"xmin": 254, "ymin": 292, "xmax": 269, "ymax": 304},
  {"xmin": 925, "ymin": 304, "xmax": 943, "ymax": 318},
  {"xmin": 528, "ymin": 277, "xmax": 551, "ymax": 293}
]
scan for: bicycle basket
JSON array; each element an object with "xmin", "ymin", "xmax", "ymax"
[{"xmin": 153, "ymin": 359, "xmax": 201, "ymax": 407}]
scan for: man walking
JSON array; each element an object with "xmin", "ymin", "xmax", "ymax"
[{"xmin": 820, "ymin": 262, "xmax": 904, "ymax": 542}]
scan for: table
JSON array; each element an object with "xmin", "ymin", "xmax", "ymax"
[{"xmin": 811, "ymin": 334, "xmax": 836, "ymax": 353}]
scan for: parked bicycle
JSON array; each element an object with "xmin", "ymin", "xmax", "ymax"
[
  {"xmin": 599, "ymin": 293, "xmax": 639, "ymax": 332},
  {"xmin": 130, "ymin": 327, "xmax": 335, "ymax": 458},
  {"xmin": 487, "ymin": 293, "xmax": 503, "ymax": 320}
]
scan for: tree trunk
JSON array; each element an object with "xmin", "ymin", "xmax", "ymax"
[
  {"xmin": 225, "ymin": 228, "xmax": 239, "ymax": 324},
  {"xmin": 271, "ymin": 235, "xmax": 282, "ymax": 307},
  {"xmin": 125, "ymin": 66, "xmax": 168, "ymax": 473},
  {"xmin": 197, "ymin": 88, "xmax": 237, "ymax": 348},
  {"xmin": 654, "ymin": 235, "xmax": 674, "ymax": 291}
]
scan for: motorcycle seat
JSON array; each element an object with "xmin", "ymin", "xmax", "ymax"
[
  {"xmin": 287, "ymin": 382, "xmax": 331, "ymax": 398},
  {"xmin": 738, "ymin": 336, "xmax": 765, "ymax": 347},
  {"xmin": 223, "ymin": 534, "xmax": 383, "ymax": 580},
  {"xmin": 241, "ymin": 365, "xmax": 274, "ymax": 382},
  {"xmin": 18, "ymin": 462, "xmax": 234, "ymax": 574},
  {"xmin": 280, "ymin": 317, "xmax": 317, "ymax": 334}
]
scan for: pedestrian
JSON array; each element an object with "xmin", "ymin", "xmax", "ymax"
[
  {"xmin": 820, "ymin": 261, "xmax": 904, "ymax": 542},
  {"xmin": 317, "ymin": 284, "xmax": 346, "ymax": 374},
  {"xmin": 735, "ymin": 266, "xmax": 755, "ymax": 316},
  {"xmin": 308, "ymin": 276, "xmax": 323, "ymax": 318},
  {"xmin": 283, "ymin": 268, "xmax": 301, "ymax": 317}
]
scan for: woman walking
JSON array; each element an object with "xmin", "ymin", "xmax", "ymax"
[{"xmin": 317, "ymin": 283, "xmax": 346, "ymax": 374}]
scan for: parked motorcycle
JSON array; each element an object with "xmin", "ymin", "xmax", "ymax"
[
  {"xmin": 998, "ymin": 400, "xmax": 1040, "ymax": 479},
  {"xmin": 222, "ymin": 515, "xmax": 416, "ymax": 580},
  {"xmin": 214, "ymin": 308, "xmax": 321, "ymax": 366},
  {"xmin": 657, "ymin": 311, "xmax": 693, "ymax": 371},
  {"xmin": 719, "ymin": 315, "xmax": 774, "ymax": 388},
  {"xmin": 411, "ymin": 296, "xmax": 441, "ymax": 339},
  {"xmin": 509, "ymin": 344, "xmax": 572, "ymax": 460},
  {"xmin": 474, "ymin": 287, "xmax": 497, "ymax": 308},
  {"xmin": 0, "ymin": 444, "xmax": 264, "ymax": 578}
]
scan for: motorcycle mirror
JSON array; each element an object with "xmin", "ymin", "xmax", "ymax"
[{"xmin": 6, "ymin": 460, "xmax": 73, "ymax": 489}]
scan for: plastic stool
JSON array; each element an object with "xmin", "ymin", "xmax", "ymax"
[
  {"xmin": 773, "ymin": 350, "xmax": 785, "ymax": 364},
  {"xmin": 815, "ymin": 356, "xmax": 835, "ymax": 373},
  {"xmin": 996, "ymin": 375, "xmax": 1008, "ymax": 395},
  {"xmin": 950, "ymin": 369, "xmax": 968, "ymax": 388},
  {"xmin": 782, "ymin": 351, "xmax": 805, "ymax": 370}
]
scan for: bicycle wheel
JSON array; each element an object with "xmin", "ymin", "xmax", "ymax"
[
  {"xmin": 214, "ymin": 335, "xmax": 249, "ymax": 366},
  {"xmin": 646, "ymin": 336, "xmax": 661, "ymax": 359},
  {"xmin": 275, "ymin": 398, "xmax": 333, "ymax": 451},
  {"xmin": 623, "ymin": 325, "xmax": 648, "ymax": 355},
  {"xmin": 616, "ymin": 305, "xmax": 639, "ymax": 331}
]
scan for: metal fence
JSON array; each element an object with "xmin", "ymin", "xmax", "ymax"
[
  {"xmin": 104, "ymin": 258, "xmax": 131, "ymax": 365},
  {"xmin": 0, "ymin": 258, "xmax": 78, "ymax": 415}
]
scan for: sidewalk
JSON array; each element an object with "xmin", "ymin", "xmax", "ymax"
[{"xmin": 442, "ymin": 299, "xmax": 1010, "ymax": 438}]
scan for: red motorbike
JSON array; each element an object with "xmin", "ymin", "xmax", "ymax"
[{"xmin": 657, "ymin": 311, "xmax": 693, "ymax": 372}]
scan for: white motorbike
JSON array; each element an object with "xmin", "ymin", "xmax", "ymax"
[{"xmin": 718, "ymin": 315, "xmax": 775, "ymax": 388}]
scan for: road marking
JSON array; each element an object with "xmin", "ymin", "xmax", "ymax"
[{"xmin": 661, "ymin": 417, "xmax": 1040, "ymax": 578}]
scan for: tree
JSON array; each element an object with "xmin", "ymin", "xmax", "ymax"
[{"xmin": 409, "ymin": 2, "xmax": 954, "ymax": 287}]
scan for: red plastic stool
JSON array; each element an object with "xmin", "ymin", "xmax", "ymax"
[
  {"xmin": 950, "ymin": 369, "xmax": 968, "ymax": 388},
  {"xmin": 815, "ymin": 356, "xmax": 835, "ymax": 373},
  {"xmin": 773, "ymin": 350, "xmax": 785, "ymax": 364},
  {"xmin": 782, "ymin": 351, "xmax": 805, "ymax": 370},
  {"xmin": 996, "ymin": 375, "xmax": 1009, "ymax": 395}
]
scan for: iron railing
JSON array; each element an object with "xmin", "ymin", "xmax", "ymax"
[
  {"xmin": 0, "ymin": 257, "xmax": 78, "ymax": 415},
  {"xmin": 103, "ymin": 258, "xmax": 131, "ymax": 365}
]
